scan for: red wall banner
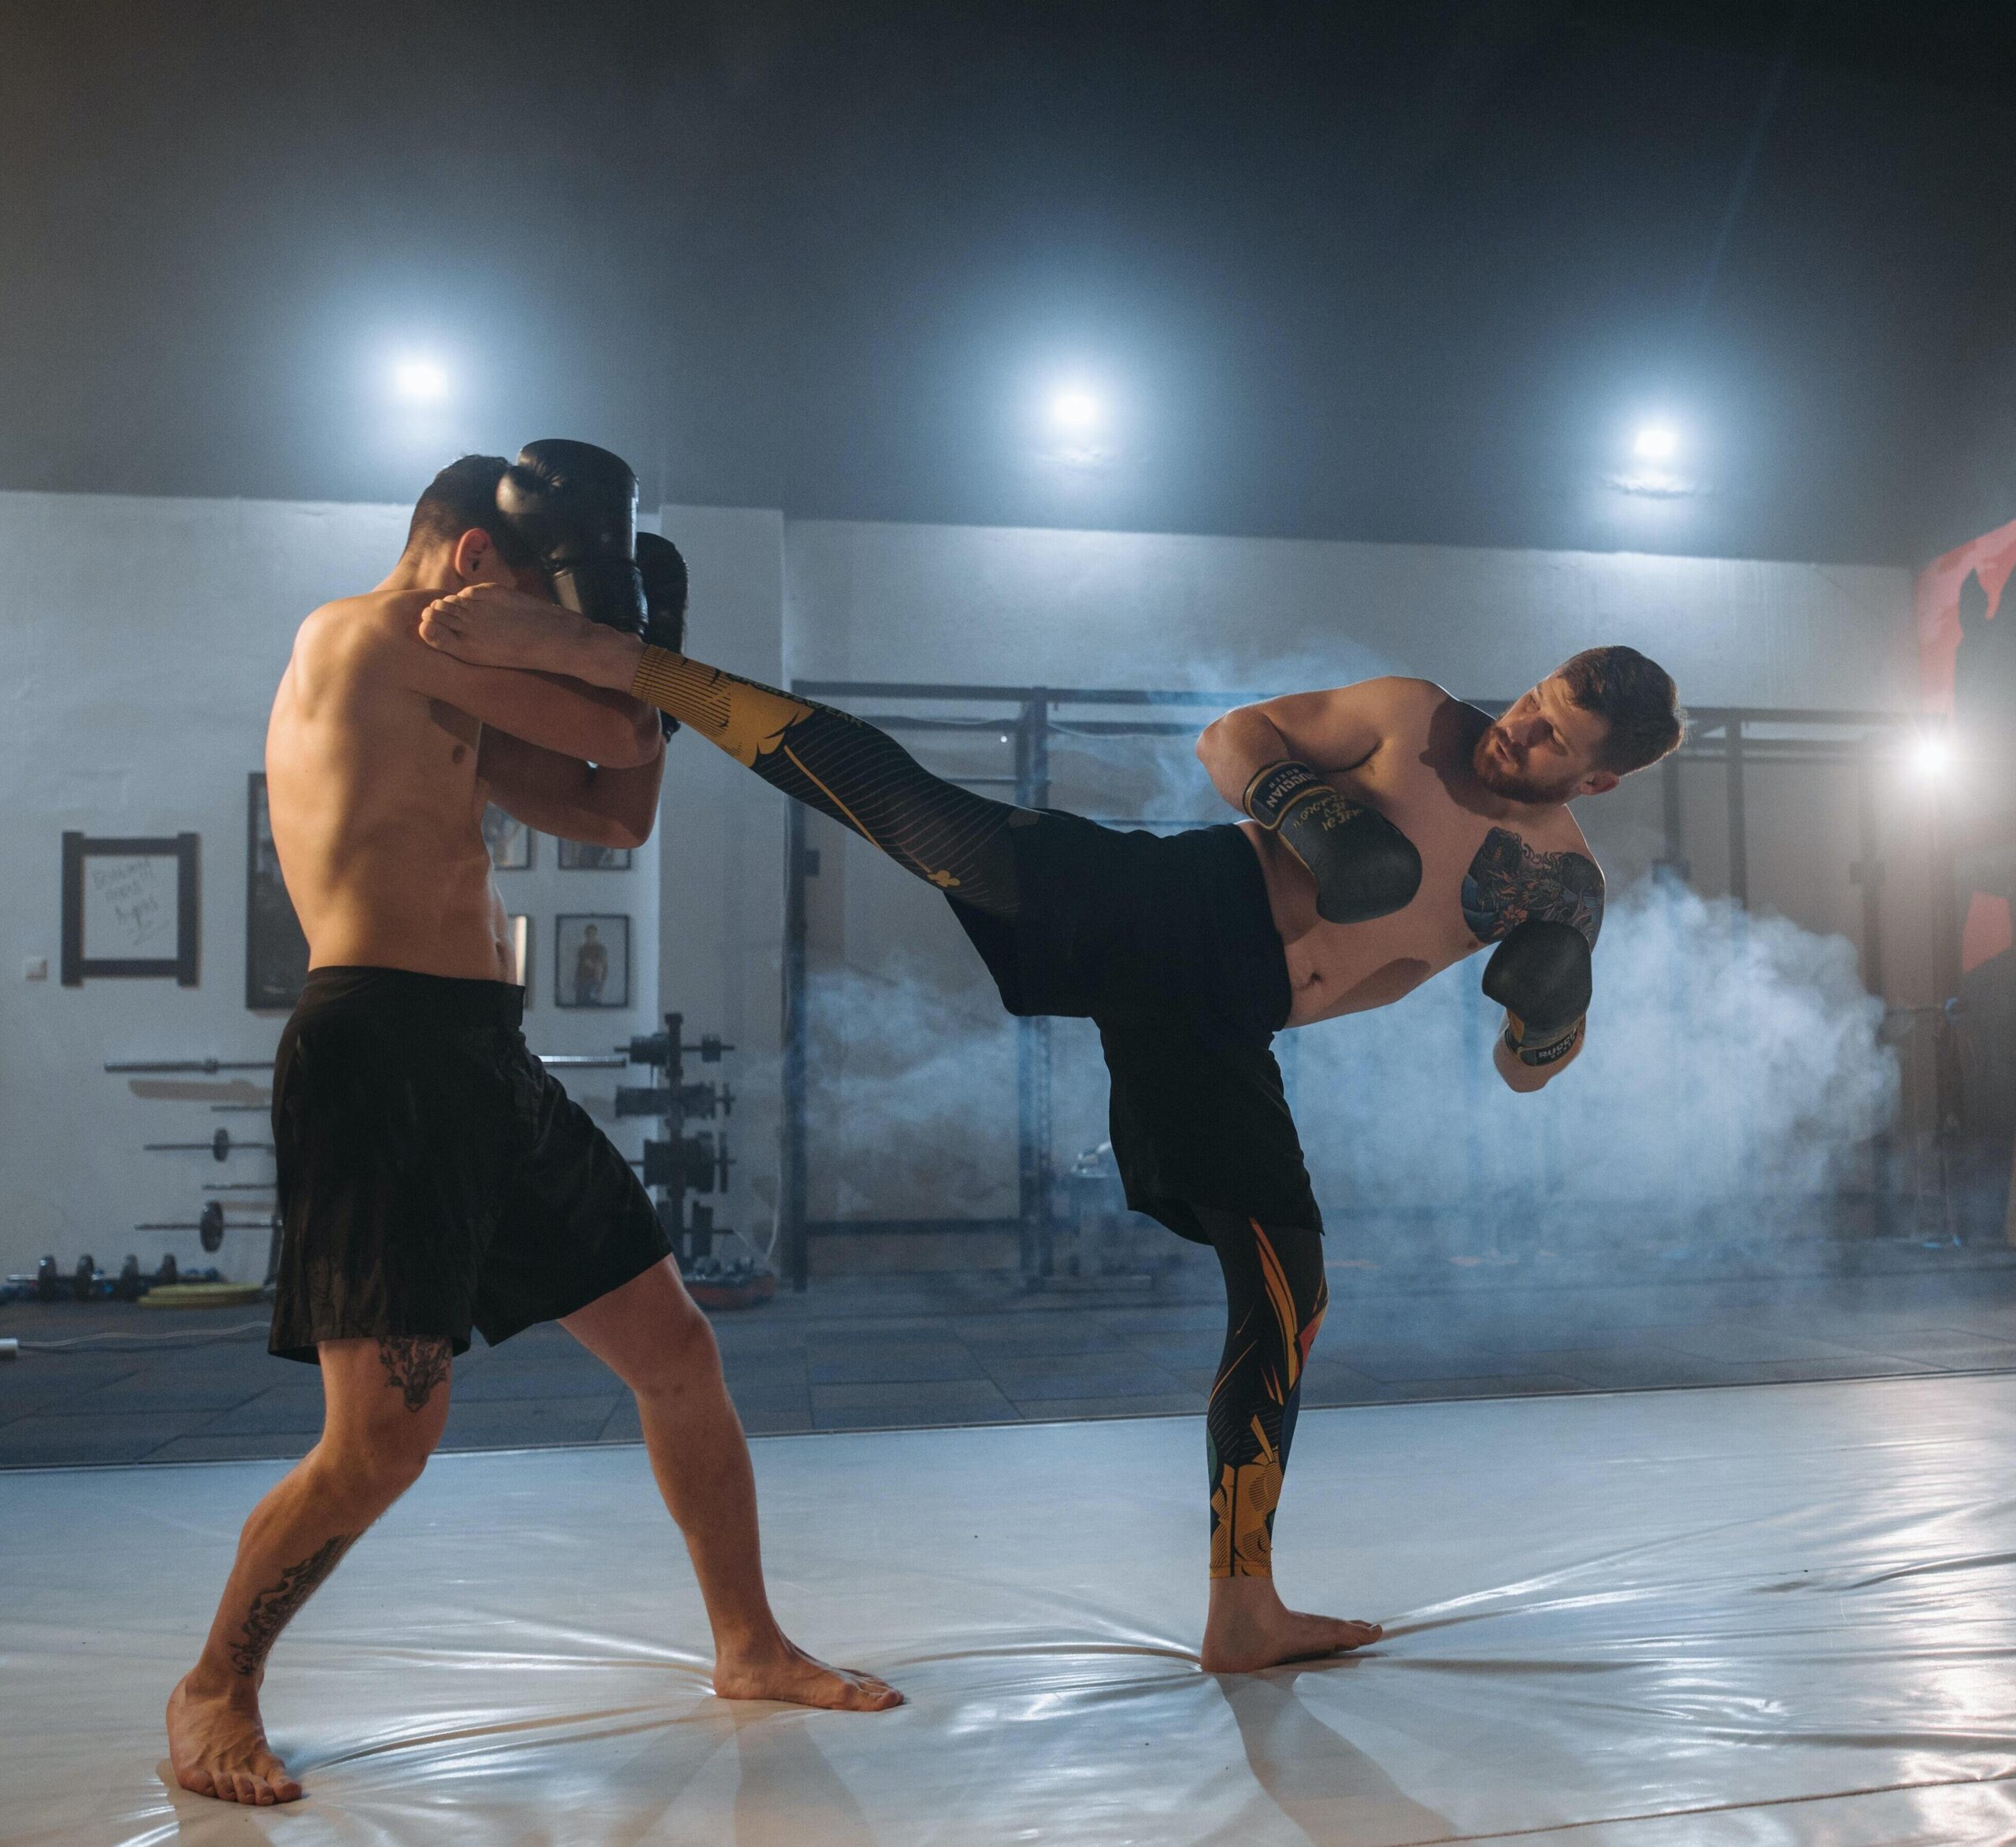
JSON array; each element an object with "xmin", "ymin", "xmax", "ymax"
[{"xmin": 1916, "ymin": 514, "xmax": 2016, "ymax": 974}]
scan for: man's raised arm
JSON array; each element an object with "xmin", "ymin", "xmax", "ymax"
[
  {"xmin": 1194, "ymin": 679, "xmax": 1426, "ymax": 927},
  {"xmin": 386, "ymin": 593, "xmax": 659, "ymax": 768}
]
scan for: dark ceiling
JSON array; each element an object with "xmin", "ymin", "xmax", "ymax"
[{"xmin": 4, "ymin": 1, "xmax": 2012, "ymax": 563}]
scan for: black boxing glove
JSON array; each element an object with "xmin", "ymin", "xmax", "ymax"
[
  {"xmin": 1242, "ymin": 761, "xmax": 1422, "ymax": 925},
  {"xmin": 1482, "ymin": 920, "xmax": 1592, "ymax": 1068},
  {"xmin": 636, "ymin": 532, "xmax": 690, "ymax": 736},
  {"xmin": 495, "ymin": 439, "xmax": 647, "ymax": 634}
]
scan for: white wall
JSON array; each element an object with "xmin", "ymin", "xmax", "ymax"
[
  {"xmin": 0, "ymin": 490, "xmax": 1918, "ymax": 1281},
  {"xmin": 652, "ymin": 505, "xmax": 787, "ymax": 1254},
  {"xmin": 0, "ymin": 491, "xmax": 660, "ymax": 1285},
  {"xmin": 784, "ymin": 520, "xmax": 1915, "ymax": 709}
]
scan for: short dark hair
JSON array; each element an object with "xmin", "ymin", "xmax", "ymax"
[
  {"xmin": 1558, "ymin": 646, "xmax": 1684, "ymax": 776},
  {"xmin": 402, "ymin": 454, "xmax": 538, "ymax": 568}
]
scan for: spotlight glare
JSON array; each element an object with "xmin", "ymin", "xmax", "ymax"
[
  {"xmin": 1632, "ymin": 422, "xmax": 1679, "ymax": 462},
  {"xmin": 1910, "ymin": 734, "xmax": 1952, "ymax": 782},
  {"xmin": 392, "ymin": 357, "xmax": 450, "ymax": 403},
  {"xmin": 1050, "ymin": 387, "xmax": 1102, "ymax": 432}
]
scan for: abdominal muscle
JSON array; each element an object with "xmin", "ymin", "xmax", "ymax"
[{"xmin": 1240, "ymin": 824, "xmax": 1471, "ymax": 1030}]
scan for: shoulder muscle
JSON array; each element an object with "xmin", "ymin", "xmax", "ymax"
[{"xmin": 1462, "ymin": 826, "xmax": 1605, "ymax": 947}]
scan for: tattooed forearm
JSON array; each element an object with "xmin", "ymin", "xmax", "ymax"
[
  {"xmin": 376, "ymin": 1335, "xmax": 451, "ymax": 1412},
  {"xmin": 226, "ymin": 1533, "xmax": 354, "ymax": 1678}
]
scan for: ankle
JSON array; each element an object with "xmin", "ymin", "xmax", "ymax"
[
  {"xmin": 711, "ymin": 1618, "xmax": 789, "ymax": 1664},
  {"xmin": 180, "ymin": 1659, "xmax": 258, "ymax": 1704}
]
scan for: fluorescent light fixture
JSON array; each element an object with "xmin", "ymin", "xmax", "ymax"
[
  {"xmin": 392, "ymin": 357, "xmax": 450, "ymax": 403},
  {"xmin": 1632, "ymin": 422, "xmax": 1679, "ymax": 462}
]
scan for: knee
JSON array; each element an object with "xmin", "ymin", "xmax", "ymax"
[
  {"xmin": 630, "ymin": 1297, "xmax": 721, "ymax": 1404},
  {"xmin": 318, "ymin": 1425, "xmax": 436, "ymax": 1509}
]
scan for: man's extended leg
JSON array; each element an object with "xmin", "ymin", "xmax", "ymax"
[
  {"xmin": 562, "ymin": 1260, "xmax": 902, "ymax": 1711},
  {"xmin": 1191, "ymin": 1206, "xmax": 1382, "ymax": 1672},
  {"xmin": 628, "ymin": 652, "xmax": 1025, "ymax": 916},
  {"xmin": 167, "ymin": 1336, "xmax": 453, "ymax": 1803}
]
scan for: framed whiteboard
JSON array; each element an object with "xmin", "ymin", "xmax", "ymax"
[{"xmin": 61, "ymin": 832, "xmax": 199, "ymax": 985}]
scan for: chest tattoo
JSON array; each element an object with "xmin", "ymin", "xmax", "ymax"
[{"xmin": 1460, "ymin": 826, "xmax": 1604, "ymax": 947}]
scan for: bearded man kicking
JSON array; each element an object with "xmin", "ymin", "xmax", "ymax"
[
  {"xmin": 420, "ymin": 581, "xmax": 1681, "ymax": 1675},
  {"xmin": 168, "ymin": 446, "xmax": 899, "ymax": 1808}
]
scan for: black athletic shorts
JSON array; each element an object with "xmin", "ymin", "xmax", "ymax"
[
  {"xmin": 948, "ymin": 815, "xmax": 1319, "ymax": 1242},
  {"xmin": 268, "ymin": 967, "xmax": 672, "ymax": 1364}
]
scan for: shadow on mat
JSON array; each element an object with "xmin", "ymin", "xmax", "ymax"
[
  {"xmin": 1209, "ymin": 1673, "xmax": 1453, "ymax": 1845},
  {"xmin": 724, "ymin": 1704, "xmax": 879, "ymax": 1847}
]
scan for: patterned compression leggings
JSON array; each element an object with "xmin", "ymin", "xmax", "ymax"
[{"xmin": 629, "ymin": 647, "xmax": 1329, "ymax": 1577}]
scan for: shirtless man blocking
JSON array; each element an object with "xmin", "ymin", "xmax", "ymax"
[
  {"xmin": 168, "ymin": 446, "xmax": 899, "ymax": 1808},
  {"xmin": 417, "ymin": 586, "xmax": 1681, "ymax": 1675}
]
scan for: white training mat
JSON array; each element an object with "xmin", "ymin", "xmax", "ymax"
[{"xmin": 9, "ymin": 1375, "xmax": 2016, "ymax": 1845}]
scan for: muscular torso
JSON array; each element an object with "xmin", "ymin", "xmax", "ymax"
[
  {"xmin": 1243, "ymin": 687, "xmax": 1603, "ymax": 1027},
  {"xmin": 266, "ymin": 590, "xmax": 514, "ymax": 980}
]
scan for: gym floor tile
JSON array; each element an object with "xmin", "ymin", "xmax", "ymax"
[
  {"xmin": 195, "ymin": 1389, "xmax": 329, "ymax": 1435},
  {"xmin": 448, "ymin": 1364, "xmax": 628, "ymax": 1401},
  {"xmin": 1648, "ymin": 1325, "xmax": 1888, "ymax": 1365},
  {"xmin": 1017, "ymin": 1394, "xmax": 1198, "ymax": 1421},
  {"xmin": 71, "ymin": 1375, "xmax": 266, "ymax": 1413},
  {"xmin": 1372, "ymin": 1373, "xmax": 1595, "ymax": 1402},
  {"xmin": 1330, "ymin": 1346, "xmax": 1540, "ymax": 1384},
  {"xmin": 439, "ymin": 1399, "xmax": 616, "ymax": 1446},
  {"xmin": 810, "ymin": 1379, "xmax": 1018, "ymax": 1423},
  {"xmin": 0, "ymin": 1412, "xmax": 197, "ymax": 1465},
  {"xmin": 717, "ymin": 1377, "xmax": 814, "ymax": 1415},
  {"xmin": 991, "ymin": 1366, "xmax": 1188, "ymax": 1402},
  {"xmin": 736, "ymin": 1408, "xmax": 817, "ymax": 1436},
  {"xmin": 147, "ymin": 1433, "xmax": 315, "ymax": 1464},
  {"xmin": 805, "ymin": 1346, "xmax": 986, "ymax": 1386}
]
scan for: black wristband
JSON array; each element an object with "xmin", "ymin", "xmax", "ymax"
[{"xmin": 1503, "ymin": 1016, "xmax": 1583, "ymax": 1068}]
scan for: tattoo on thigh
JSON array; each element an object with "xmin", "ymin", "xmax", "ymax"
[
  {"xmin": 376, "ymin": 1335, "xmax": 451, "ymax": 1412},
  {"xmin": 227, "ymin": 1534, "xmax": 353, "ymax": 1678}
]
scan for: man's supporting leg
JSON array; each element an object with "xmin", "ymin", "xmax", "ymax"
[
  {"xmin": 1191, "ymin": 1207, "xmax": 1383, "ymax": 1672},
  {"xmin": 631, "ymin": 651, "xmax": 1023, "ymax": 916},
  {"xmin": 562, "ymin": 1259, "xmax": 902, "ymax": 1711},
  {"xmin": 167, "ymin": 1336, "xmax": 454, "ymax": 1804}
]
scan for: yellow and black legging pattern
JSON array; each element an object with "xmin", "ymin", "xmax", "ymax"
[
  {"xmin": 632, "ymin": 648, "xmax": 1021, "ymax": 918},
  {"xmin": 1196, "ymin": 1206, "xmax": 1329, "ymax": 1578}
]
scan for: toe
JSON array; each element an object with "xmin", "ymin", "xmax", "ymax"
[
  {"xmin": 850, "ymin": 1675, "xmax": 903, "ymax": 1711},
  {"xmin": 176, "ymin": 1765, "xmax": 217, "ymax": 1799}
]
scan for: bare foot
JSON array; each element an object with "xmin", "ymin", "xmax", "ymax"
[
  {"xmin": 1201, "ymin": 1579, "xmax": 1382, "ymax": 1674},
  {"xmin": 166, "ymin": 1670, "xmax": 304, "ymax": 1804},
  {"xmin": 418, "ymin": 584, "xmax": 588, "ymax": 672},
  {"xmin": 713, "ymin": 1635, "xmax": 904, "ymax": 1712}
]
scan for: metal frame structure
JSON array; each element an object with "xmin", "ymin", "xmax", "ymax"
[{"xmin": 779, "ymin": 684, "xmax": 1946, "ymax": 1290}]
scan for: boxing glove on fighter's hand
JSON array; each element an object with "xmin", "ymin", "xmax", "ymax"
[
  {"xmin": 1242, "ymin": 760, "xmax": 1423, "ymax": 925},
  {"xmin": 636, "ymin": 532, "xmax": 690, "ymax": 737},
  {"xmin": 1482, "ymin": 920, "xmax": 1592, "ymax": 1068},
  {"xmin": 495, "ymin": 440, "xmax": 647, "ymax": 635}
]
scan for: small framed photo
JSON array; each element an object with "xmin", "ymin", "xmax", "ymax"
[
  {"xmin": 554, "ymin": 912, "xmax": 629, "ymax": 1009},
  {"xmin": 483, "ymin": 805, "xmax": 534, "ymax": 871},
  {"xmin": 508, "ymin": 914, "xmax": 532, "ymax": 1002},
  {"xmin": 558, "ymin": 838, "xmax": 634, "ymax": 871},
  {"xmin": 61, "ymin": 832, "xmax": 200, "ymax": 986}
]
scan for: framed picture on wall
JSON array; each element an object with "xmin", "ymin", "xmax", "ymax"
[
  {"xmin": 554, "ymin": 912, "xmax": 629, "ymax": 1009},
  {"xmin": 508, "ymin": 914, "xmax": 532, "ymax": 1003},
  {"xmin": 61, "ymin": 832, "xmax": 199, "ymax": 986},
  {"xmin": 483, "ymin": 805, "xmax": 534, "ymax": 870},
  {"xmin": 558, "ymin": 838, "xmax": 633, "ymax": 871},
  {"xmin": 246, "ymin": 774, "xmax": 310, "ymax": 1011}
]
